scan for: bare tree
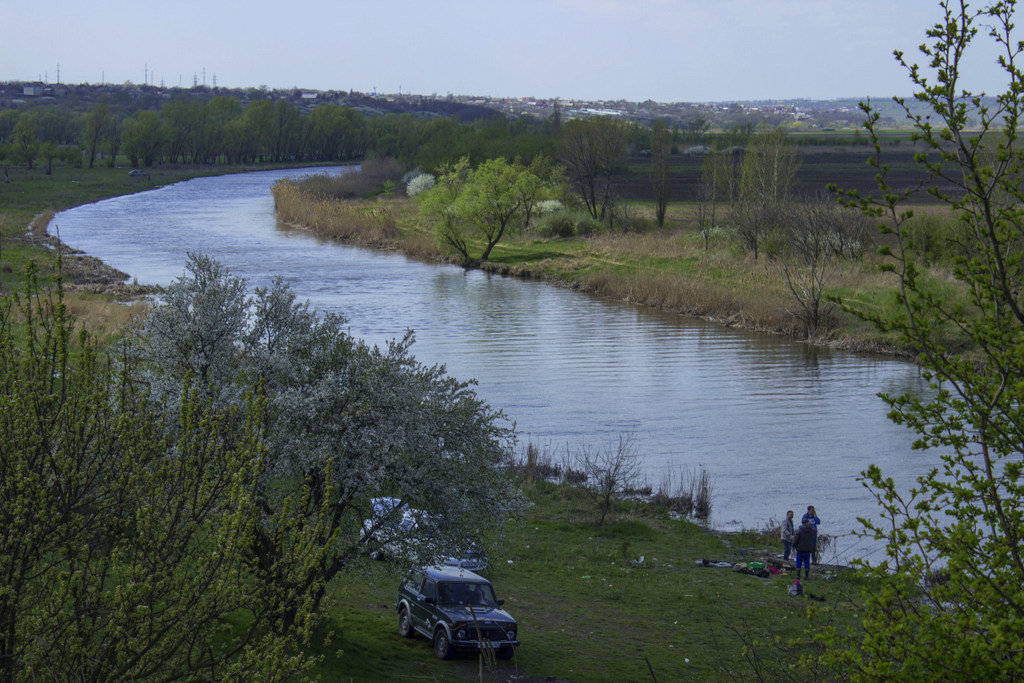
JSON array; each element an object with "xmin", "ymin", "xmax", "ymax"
[
  {"xmin": 768, "ymin": 195, "xmax": 842, "ymax": 338},
  {"xmin": 560, "ymin": 117, "xmax": 629, "ymax": 225},
  {"xmin": 576, "ymin": 432, "xmax": 644, "ymax": 526},
  {"xmin": 650, "ymin": 119, "xmax": 671, "ymax": 228},
  {"xmin": 697, "ymin": 149, "xmax": 734, "ymax": 249},
  {"xmin": 736, "ymin": 127, "xmax": 799, "ymax": 260}
]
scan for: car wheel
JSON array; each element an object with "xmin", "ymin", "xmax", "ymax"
[
  {"xmin": 398, "ymin": 607, "xmax": 414, "ymax": 638},
  {"xmin": 496, "ymin": 645, "xmax": 515, "ymax": 660},
  {"xmin": 433, "ymin": 628, "xmax": 453, "ymax": 660}
]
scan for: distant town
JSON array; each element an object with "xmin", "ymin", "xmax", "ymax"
[{"xmin": 1, "ymin": 79, "xmax": 920, "ymax": 130}]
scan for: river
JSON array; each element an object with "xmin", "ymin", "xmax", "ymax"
[{"xmin": 53, "ymin": 167, "xmax": 932, "ymax": 562}]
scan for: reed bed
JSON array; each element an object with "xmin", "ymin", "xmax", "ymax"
[
  {"xmin": 30, "ymin": 210, "xmax": 55, "ymax": 237},
  {"xmin": 295, "ymin": 158, "xmax": 405, "ymax": 200},
  {"xmin": 64, "ymin": 293, "xmax": 149, "ymax": 342},
  {"xmin": 272, "ymin": 180, "xmax": 400, "ymax": 246}
]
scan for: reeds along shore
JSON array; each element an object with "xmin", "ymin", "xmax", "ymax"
[{"xmin": 270, "ymin": 180, "xmax": 401, "ymax": 246}]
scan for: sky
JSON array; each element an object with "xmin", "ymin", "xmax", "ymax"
[{"xmin": 0, "ymin": 0, "xmax": 1013, "ymax": 102}]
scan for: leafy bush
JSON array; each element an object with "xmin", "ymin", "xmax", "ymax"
[
  {"xmin": 902, "ymin": 210, "xmax": 961, "ymax": 265},
  {"xmin": 535, "ymin": 210, "xmax": 603, "ymax": 238}
]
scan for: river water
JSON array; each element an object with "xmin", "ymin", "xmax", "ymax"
[{"xmin": 53, "ymin": 167, "xmax": 932, "ymax": 562}]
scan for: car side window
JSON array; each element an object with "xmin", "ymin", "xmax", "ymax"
[
  {"xmin": 403, "ymin": 572, "xmax": 423, "ymax": 594},
  {"xmin": 422, "ymin": 578, "xmax": 436, "ymax": 600}
]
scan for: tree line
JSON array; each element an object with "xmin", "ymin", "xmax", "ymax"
[{"xmin": 0, "ymin": 95, "xmax": 567, "ymax": 172}]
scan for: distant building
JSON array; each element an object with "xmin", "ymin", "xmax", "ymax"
[{"xmin": 22, "ymin": 84, "xmax": 44, "ymax": 96}]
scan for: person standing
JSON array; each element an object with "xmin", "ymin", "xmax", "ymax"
[
  {"xmin": 793, "ymin": 515, "xmax": 817, "ymax": 579},
  {"xmin": 802, "ymin": 505, "xmax": 821, "ymax": 564},
  {"xmin": 780, "ymin": 510, "xmax": 795, "ymax": 561}
]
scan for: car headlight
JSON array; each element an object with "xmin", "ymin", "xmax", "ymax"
[
  {"xmin": 457, "ymin": 629, "xmax": 466, "ymax": 639},
  {"xmin": 506, "ymin": 627, "xmax": 516, "ymax": 639}
]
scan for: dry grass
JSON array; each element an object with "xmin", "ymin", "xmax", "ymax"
[
  {"xmin": 30, "ymin": 210, "xmax": 55, "ymax": 237},
  {"xmin": 577, "ymin": 262, "xmax": 798, "ymax": 334},
  {"xmin": 400, "ymin": 229, "xmax": 443, "ymax": 260},
  {"xmin": 295, "ymin": 158, "xmax": 405, "ymax": 200},
  {"xmin": 3, "ymin": 291, "xmax": 148, "ymax": 347},
  {"xmin": 65, "ymin": 294, "xmax": 149, "ymax": 343},
  {"xmin": 271, "ymin": 181, "xmax": 400, "ymax": 246}
]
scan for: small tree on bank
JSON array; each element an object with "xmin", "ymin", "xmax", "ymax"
[
  {"xmin": 560, "ymin": 117, "xmax": 629, "ymax": 225},
  {"xmin": 575, "ymin": 432, "xmax": 643, "ymax": 526},
  {"xmin": 826, "ymin": 1, "xmax": 1024, "ymax": 677},
  {"xmin": 421, "ymin": 157, "xmax": 547, "ymax": 264}
]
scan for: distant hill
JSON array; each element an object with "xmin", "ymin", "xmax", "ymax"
[{"xmin": 0, "ymin": 80, "xmax": 999, "ymax": 130}]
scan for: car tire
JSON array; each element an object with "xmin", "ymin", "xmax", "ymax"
[
  {"xmin": 496, "ymin": 645, "xmax": 515, "ymax": 660},
  {"xmin": 398, "ymin": 607, "xmax": 414, "ymax": 638},
  {"xmin": 433, "ymin": 628, "xmax": 453, "ymax": 660}
]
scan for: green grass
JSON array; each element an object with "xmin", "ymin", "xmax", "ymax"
[{"xmin": 309, "ymin": 480, "xmax": 860, "ymax": 681}]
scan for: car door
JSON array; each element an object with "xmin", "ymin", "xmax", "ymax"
[{"xmin": 411, "ymin": 577, "xmax": 437, "ymax": 632}]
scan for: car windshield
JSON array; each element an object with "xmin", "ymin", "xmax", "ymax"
[{"xmin": 437, "ymin": 581, "xmax": 498, "ymax": 607}]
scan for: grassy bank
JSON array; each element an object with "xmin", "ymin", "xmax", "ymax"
[
  {"xmin": 1, "ymin": 161, "xmax": 338, "ymax": 280},
  {"xmin": 310, "ymin": 477, "xmax": 856, "ymax": 681},
  {"xmin": 272, "ymin": 179, "xmax": 929, "ymax": 356},
  {"xmin": 0, "ymin": 162, "xmax": 334, "ymax": 337}
]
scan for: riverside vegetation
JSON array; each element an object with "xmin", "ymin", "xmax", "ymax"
[{"xmin": 271, "ymin": 156, "xmax": 964, "ymax": 356}]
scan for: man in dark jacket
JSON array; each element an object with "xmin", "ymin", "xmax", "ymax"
[
  {"xmin": 793, "ymin": 516, "xmax": 817, "ymax": 579},
  {"xmin": 781, "ymin": 510, "xmax": 795, "ymax": 561}
]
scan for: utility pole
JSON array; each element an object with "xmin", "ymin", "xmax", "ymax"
[{"xmin": 56, "ymin": 63, "xmax": 60, "ymax": 84}]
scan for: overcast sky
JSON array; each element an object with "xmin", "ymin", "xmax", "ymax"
[{"xmin": 0, "ymin": 0, "xmax": 1012, "ymax": 102}]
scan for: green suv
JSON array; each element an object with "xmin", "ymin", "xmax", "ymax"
[{"xmin": 396, "ymin": 565, "xmax": 519, "ymax": 660}]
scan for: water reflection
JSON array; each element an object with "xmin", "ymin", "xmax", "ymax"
[{"xmin": 53, "ymin": 168, "xmax": 936, "ymax": 561}]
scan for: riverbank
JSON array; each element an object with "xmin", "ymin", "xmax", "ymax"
[
  {"xmin": 272, "ymin": 184, "xmax": 920, "ymax": 358},
  {"xmin": 0, "ymin": 163, "xmax": 340, "ymax": 336}
]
